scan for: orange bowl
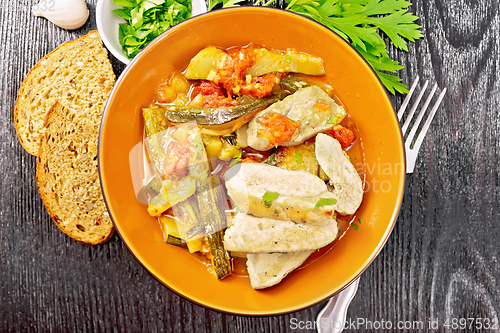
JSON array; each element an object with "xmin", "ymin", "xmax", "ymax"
[{"xmin": 99, "ymin": 7, "xmax": 405, "ymax": 315}]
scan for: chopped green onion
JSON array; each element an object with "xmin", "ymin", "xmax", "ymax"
[
  {"xmin": 262, "ymin": 191, "xmax": 280, "ymax": 208},
  {"xmin": 314, "ymin": 198, "xmax": 337, "ymax": 211},
  {"xmin": 328, "ymin": 116, "xmax": 339, "ymax": 125},
  {"xmin": 295, "ymin": 150, "xmax": 302, "ymax": 166},
  {"xmin": 229, "ymin": 150, "xmax": 242, "ymax": 167},
  {"xmin": 193, "ymin": 134, "xmax": 204, "ymax": 161},
  {"xmin": 233, "ymin": 149, "xmax": 242, "ymax": 160},
  {"xmin": 352, "ymin": 223, "xmax": 359, "ymax": 231}
]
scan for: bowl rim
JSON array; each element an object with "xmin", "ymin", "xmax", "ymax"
[{"xmin": 98, "ymin": 6, "xmax": 406, "ymax": 315}]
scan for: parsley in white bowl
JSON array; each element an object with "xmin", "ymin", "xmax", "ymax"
[{"xmin": 96, "ymin": 0, "xmax": 207, "ymax": 64}]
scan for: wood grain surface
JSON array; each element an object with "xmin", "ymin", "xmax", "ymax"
[{"xmin": 1, "ymin": 0, "xmax": 499, "ymax": 332}]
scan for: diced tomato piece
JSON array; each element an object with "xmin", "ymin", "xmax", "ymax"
[
  {"xmin": 217, "ymin": 47, "xmax": 256, "ymax": 96},
  {"xmin": 192, "ymin": 80, "xmax": 225, "ymax": 97},
  {"xmin": 192, "ymin": 81, "xmax": 238, "ymax": 107},
  {"xmin": 257, "ymin": 113, "xmax": 301, "ymax": 147},
  {"xmin": 325, "ymin": 125, "xmax": 356, "ymax": 149},
  {"xmin": 239, "ymin": 73, "xmax": 282, "ymax": 98},
  {"xmin": 314, "ymin": 100, "xmax": 331, "ymax": 113},
  {"xmin": 162, "ymin": 139, "xmax": 196, "ymax": 181},
  {"xmin": 215, "ymin": 45, "xmax": 283, "ymax": 99}
]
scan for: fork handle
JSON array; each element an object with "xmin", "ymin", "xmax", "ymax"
[{"xmin": 316, "ymin": 277, "xmax": 360, "ymax": 333}]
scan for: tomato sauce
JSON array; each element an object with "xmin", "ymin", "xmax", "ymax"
[
  {"xmin": 192, "ymin": 80, "xmax": 238, "ymax": 107},
  {"xmin": 147, "ymin": 46, "xmax": 366, "ymax": 284},
  {"xmin": 314, "ymin": 100, "xmax": 332, "ymax": 114},
  {"xmin": 238, "ymin": 73, "xmax": 283, "ymax": 98},
  {"xmin": 162, "ymin": 138, "xmax": 195, "ymax": 181},
  {"xmin": 217, "ymin": 46, "xmax": 256, "ymax": 96},
  {"xmin": 325, "ymin": 125, "xmax": 356, "ymax": 149},
  {"xmin": 257, "ymin": 113, "xmax": 301, "ymax": 147},
  {"xmin": 213, "ymin": 45, "xmax": 285, "ymax": 99}
]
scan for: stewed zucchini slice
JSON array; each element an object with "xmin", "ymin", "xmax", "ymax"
[{"xmin": 196, "ymin": 175, "xmax": 232, "ymax": 280}]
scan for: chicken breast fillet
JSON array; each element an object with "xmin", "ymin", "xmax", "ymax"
[
  {"xmin": 247, "ymin": 250, "xmax": 314, "ymax": 289},
  {"xmin": 315, "ymin": 133, "xmax": 363, "ymax": 215},
  {"xmin": 224, "ymin": 163, "xmax": 337, "ymax": 224},
  {"xmin": 247, "ymin": 86, "xmax": 346, "ymax": 151},
  {"xmin": 223, "ymin": 213, "xmax": 338, "ymax": 253}
]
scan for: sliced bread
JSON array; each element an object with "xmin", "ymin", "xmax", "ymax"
[
  {"xmin": 14, "ymin": 30, "xmax": 115, "ymax": 155},
  {"xmin": 36, "ymin": 102, "xmax": 114, "ymax": 245}
]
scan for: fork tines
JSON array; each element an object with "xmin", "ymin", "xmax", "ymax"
[
  {"xmin": 398, "ymin": 76, "xmax": 447, "ymax": 150},
  {"xmin": 397, "ymin": 76, "xmax": 447, "ymax": 173}
]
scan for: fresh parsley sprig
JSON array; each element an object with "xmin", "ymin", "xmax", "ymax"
[
  {"xmin": 209, "ymin": 0, "xmax": 247, "ymax": 10},
  {"xmin": 284, "ymin": 0, "xmax": 422, "ymax": 94},
  {"xmin": 208, "ymin": 0, "xmax": 422, "ymax": 94},
  {"xmin": 113, "ymin": 0, "xmax": 192, "ymax": 60}
]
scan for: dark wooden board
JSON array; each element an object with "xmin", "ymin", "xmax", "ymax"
[{"xmin": 1, "ymin": 0, "xmax": 499, "ymax": 332}]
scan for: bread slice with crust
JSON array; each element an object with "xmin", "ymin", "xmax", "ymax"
[
  {"xmin": 36, "ymin": 102, "xmax": 114, "ymax": 245},
  {"xmin": 14, "ymin": 30, "xmax": 115, "ymax": 156}
]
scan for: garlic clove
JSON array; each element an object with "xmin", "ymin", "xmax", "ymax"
[{"xmin": 32, "ymin": 0, "xmax": 89, "ymax": 30}]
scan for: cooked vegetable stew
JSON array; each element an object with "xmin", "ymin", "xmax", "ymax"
[{"xmin": 141, "ymin": 44, "xmax": 364, "ymax": 288}]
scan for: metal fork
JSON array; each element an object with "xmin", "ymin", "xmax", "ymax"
[
  {"xmin": 316, "ymin": 77, "xmax": 447, "ymax": 333},
  {"xmin": 398, "ymin": 76, "xmax": 447, "ymax": 173}
]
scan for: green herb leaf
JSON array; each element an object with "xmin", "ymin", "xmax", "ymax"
[
  {"xmin": 352, "ymin": 223, "xmax": 359, "ymax": 231},
  {"xmin": 223, "ymin": 0, "xmax": 247, "ymax": 7},
  {"xmin": 209, "ymin": 0, "xmax": 246, "ymax": 10},
  {"xmin": 209, "ymin": 0, "xmax": 422, "ymax": 94},
  {"xmin": 229, "ymin": 158, "xmax": 239, "ymax": 167},
  {"xmin": 374, "ymin": 69, "xmax": 409, "ymax": 94},
  {"xmin": 358, "ymin": 218, "xmax": 362, "ymax": 224},
  {"xmin": 262, "ymin": 191, "xmax": 280, "ymax": 208},
  {"xmin": 112, "ymin": 8, "xmax": 132, "ymax": 20},
  {"xmin": 328, "ymin": 115, "xmax": 339, "ymax": 124},
  {"xmin": 234, "ymin": 150, "xmax": 242, "ymax": 160},
  {"xmin": 112, "ymin": 0, "xmax": 137, "ymax": 7},
  {"xmin": 113, "ymin": 0, "xmax": 191, "ymax": 60},
  {"xmin": 314, "ymin": 198, "xmax": 337, "ymax": 210},
  {"xmin": 229, "ymin": 150, "xmax": 242, "ymax": 167},
  {"xmin": 208, "ymin": 0, "xmax": 222, "ymax": 10},
  {"xmin": 192, "ymin": 134, "xmax": 204, "ymax": 161},
  {"xmin": 295, "ymin": 150, "xmax": 302, "ymax": 166},
  {"xmin": 285, "ymin": 0, "xmax": 422, "ymax": 94}
]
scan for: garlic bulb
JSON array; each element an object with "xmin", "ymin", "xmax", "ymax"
[{"xmin": 32, "ymin": 0, "xmax": 89, "ymax": 30}]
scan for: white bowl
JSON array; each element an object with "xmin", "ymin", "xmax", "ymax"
[{"xmin": 96, "ymin": 0, "xmax": 208, "ymax": 64}]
